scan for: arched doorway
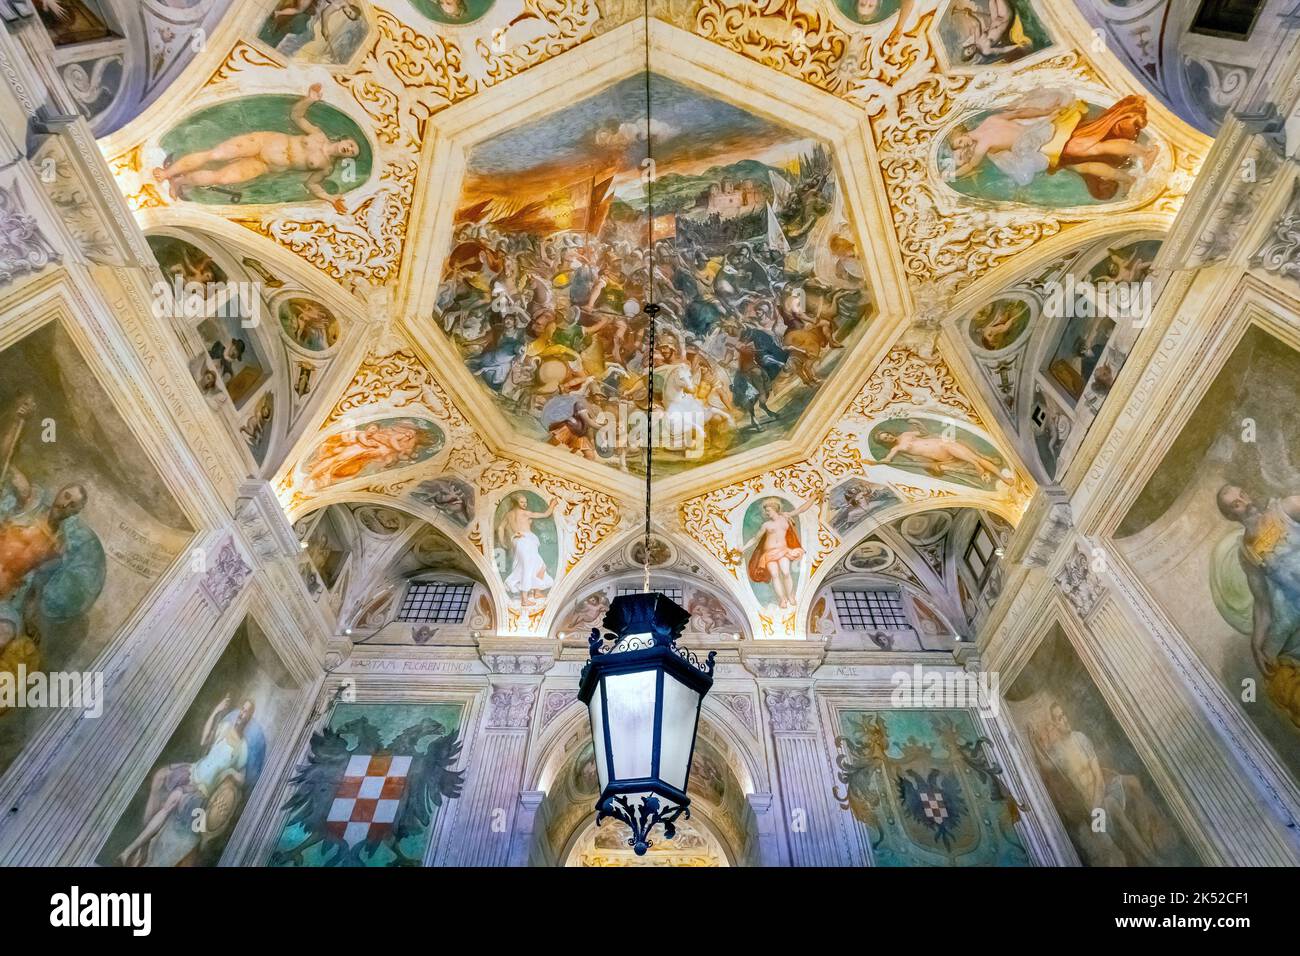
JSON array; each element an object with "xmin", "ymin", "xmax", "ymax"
[{"xmin": 529, "ymin": 720, "xmax": 759, "ymax": 866}]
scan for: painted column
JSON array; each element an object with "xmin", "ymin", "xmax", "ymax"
[
  {"xmin": 744, "ymin": 791, "xmax": 783, "ymax": 866},
  {"xmin": 442, "ymin": 680, "xmax": 538, "ymax": 866},
  {"xmin": 762, "ymin": 684, "xmax": 853, "ymax": 866},
  {"xmin": 506, "ymin": 790, "xmax": 547, "ymax": 867},
  {"xmin": 1086, "ymin": 571, "xmax": 1300, "ymax": 865}
]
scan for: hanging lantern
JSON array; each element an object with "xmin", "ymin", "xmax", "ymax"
[{"xmin": 577, "ymin": 591, "xmax": 716, "ymax": 855}]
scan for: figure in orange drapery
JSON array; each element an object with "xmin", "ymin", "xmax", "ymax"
[
  {"xmin": 1054, "ymin": 95, "xmax": 1151, "ymax": 200},
  {"xmin": 305, "ymin": 422, "xmax": 434, "ymax": 490},
  {"xmin": 742, "ymin": 496, "xmax": 820, "ymax": 609},
  {"xmin": 748, "ymin": 523, "xmax": 802, "ymax": 584},
  {"xmin": 947, "ymin": 90, "xmax": 1157, "ymax": 202}
]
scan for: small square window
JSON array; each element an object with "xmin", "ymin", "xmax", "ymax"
[
  {"xmin": 832, "ymin": 589, "xmax": 911, "ymax": 631},
  {"xmin": 617, "ymin": 585, "xmax": 684, "ymax": 605},
  {"xmin": 964, "ymin": 521, "xmax": 999, "ymax": 589},
  {"xmin": 1190, "ymin": 0, "xmax": 1265, "ymax": 40},
  {"xmin": 397, "ymin": 581, "xmax": 473, "ymax": 623}
]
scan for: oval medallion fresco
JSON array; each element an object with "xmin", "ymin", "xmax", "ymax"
[
  {"xmin": 834, "ymin": 0, "xmax": 902, "ymax": 25},
  {"xmin": 413, "ymin": 0, "xmax": 494, "ymax": 25},
  {"xmin": 938, "ymin": 88, "xmax": 1157, "ymax": 208},
  {"xmin": 155, "ymin": 90, "xmax": 372, "ymax": 207},
  {"xmin": 302, "ymin": 417, "xmax": 443, "ymax": 490},
  {"xmin": 967, "ymin": 297, "xmax": 1030, "ymax": 351},
  {"xmin": 866, "ymin": 417, "xmax": 1010, "ymax": 489},
  {"xmin": 279, "ymin": 297, "xmax": 341, "ymax": 351}
]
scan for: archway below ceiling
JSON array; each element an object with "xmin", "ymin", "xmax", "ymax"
[
  {"xmin": 288, "ymin": 497, "xmax": 499, "ymax": 644},
  {"xmin": 527, "ymin": 714, "xmax": 760, "ymax": 867},
  {"xmin": 808, "ymin": 504, "xmax": 1015, "ymax": 646}
]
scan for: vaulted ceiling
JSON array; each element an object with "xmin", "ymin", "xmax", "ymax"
[{"xmin": 89, "ymin": 0, "xmax": 1215, "ymax": 638}]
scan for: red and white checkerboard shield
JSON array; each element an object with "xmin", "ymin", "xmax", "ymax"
[
  {"xmin": 326, "ymin": 754, "xmax": 412, "ymax": 847},
  {"xmin": 919, "ymin": 790, "xmax": 948, "ymax": 826}
]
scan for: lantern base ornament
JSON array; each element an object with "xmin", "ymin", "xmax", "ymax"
[
  {"xmin": 578, "ymin": 592, "xmax": 716, "ymax": 859},
  {"xmin": 597, "ymin": 792, "xmax": 689, "ymax": 856}
]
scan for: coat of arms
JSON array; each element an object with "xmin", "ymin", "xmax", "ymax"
[
  {"xmin": 272, "ymin": 705, "xmax": 465, "ymax": 866},
  {"xmin": 835, "ymin": 711, "xmax": 1028, "ymax": 865}
]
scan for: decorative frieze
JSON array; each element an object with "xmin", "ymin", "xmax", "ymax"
[
  {"xmin": 540, "ymin": 688, "xmax": 577, "ymax": 730},
  {"xmin": 1253, "ymin": 178, "xmax": 1300, "ymax": 282},
  {"xmin": 714, "ymin": 692, "xmax": 758, "ymax": 736},
  {"xmin": 479, "ymin": 654, "xmax": 555, "ymax": 675},
  {"xmin": 0, "ymin": 180, "xmax": 58, "ymax": 286}
]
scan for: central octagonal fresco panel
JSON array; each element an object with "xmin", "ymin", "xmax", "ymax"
[{"xmin": 432, "ymin": 74, "xmax": 873, "ymax": 475}]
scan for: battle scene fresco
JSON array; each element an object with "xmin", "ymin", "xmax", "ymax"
[{"xmin": 432, "ymin": 74, "xmax": 872, "ymax": 475}]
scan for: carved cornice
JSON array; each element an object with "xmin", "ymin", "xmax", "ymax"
[
  {"xmin": 476, "ymin": 636, "xmax": 560, "ymax": 675},
  {"xmin": 740, "ymin": 641, "xmax": 827, "ymax": 680},
  {"xmin": 235, "ymin": 480, "xmax": 301, "ymax": 563},
  {"xmin": 1005, "ymin": 484, "xmax": 1072, "ymax": 570}
]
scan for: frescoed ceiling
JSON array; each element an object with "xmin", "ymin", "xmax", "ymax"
[
  {"xmin": 433, "ymin": 72, "xmax": 872, "ymax": 476},
  {"xmin": 81, "ymin": 0, "xmax": 1223, "ymax": 639}
]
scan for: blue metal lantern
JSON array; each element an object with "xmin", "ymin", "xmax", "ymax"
[{"xmin": 577, "ymin": 591, "xmax": 716, "ymax": 855}]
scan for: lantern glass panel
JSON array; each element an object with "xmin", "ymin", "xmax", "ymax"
[
  {"xmin": 658, "ymin": 671, "xmax": 700, "ymax": 791},
  {"xmin": 605, "ymin": 669, "xmax": 657, "ymax": 781},
  {"xmin": 588, "ymin": 681, "xmax": 609, "ymax": 791}
]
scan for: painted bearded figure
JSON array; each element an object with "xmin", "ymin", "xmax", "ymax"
[
  {"xmin": 1217, "ymin": 484, "xmax": 1300, "ymax": 727},
  {"xmin": 0, "ymin": 396, "xmax": 106, "ymax": 700}
]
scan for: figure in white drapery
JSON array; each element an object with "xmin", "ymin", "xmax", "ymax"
[{"xmin": 497, "ymin": 493, "xmax": 558, "ymax": 607}]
